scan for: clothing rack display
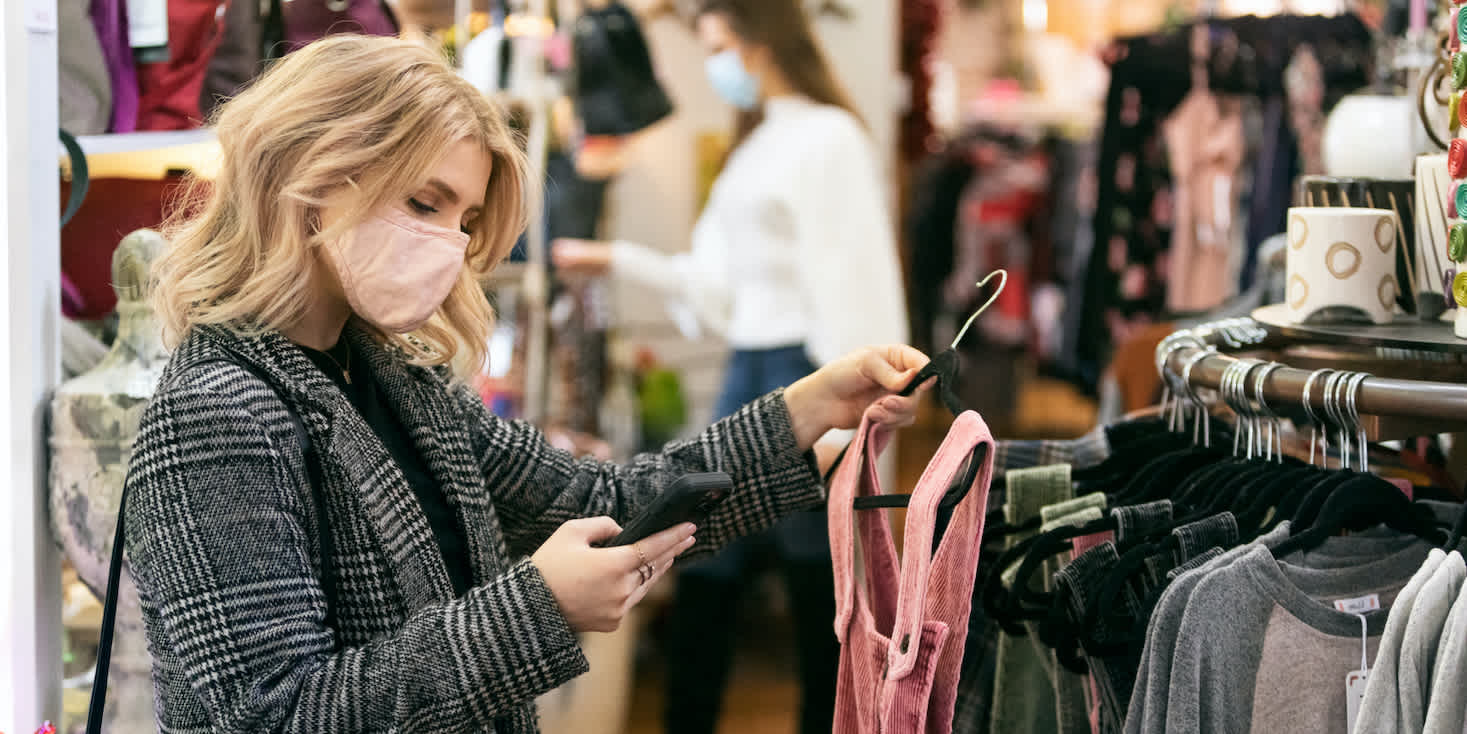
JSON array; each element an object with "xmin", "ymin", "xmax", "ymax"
[{"xmin": 943, "ymin": 301, "xmax": 1467, "ymax": 733}]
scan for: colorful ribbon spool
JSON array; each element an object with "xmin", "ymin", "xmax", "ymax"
[
  {"xmin": 1452, "ymin": 223, "xmax": 1467, "ymax": 262},
  {"xmin": 1455, "ymin": 93, "xmax": 1464, "ymax": 134},
  {"xmin": 1455, "ymin": 271, "xmax": 1467, "ymax": 309},
  {"xmin": 1455, "ymin": 52, "xmax": 1467, "ymax": 90},
  {"xmin": 1450, "ymin": 138, "xmax": 1467, "ymax": 178}
]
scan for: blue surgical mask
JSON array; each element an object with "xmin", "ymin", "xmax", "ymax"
[{"xmin": 705, "ymin": 50, "xmax": 760, "ymax": 110}]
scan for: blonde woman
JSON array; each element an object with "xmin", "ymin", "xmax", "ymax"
[{"xmin": 122, "ymin": 34, "xmax": 929, "ymax": 734}]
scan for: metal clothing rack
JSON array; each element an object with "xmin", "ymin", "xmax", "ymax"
[{"xmin": 1158, "ymin": 313, "xmax": 1467, "ymax": 440}]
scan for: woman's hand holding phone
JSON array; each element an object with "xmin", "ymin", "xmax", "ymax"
[{"xmin": 531, "ymin": 517, "xmax": 696, "ymax": 633}]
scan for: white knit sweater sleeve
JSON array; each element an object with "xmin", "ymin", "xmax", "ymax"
[
  {"xmin": 790, "ymin": 115, "xmax": 909, "ymax": 367},
  {"xmin": 609, "ymin": 210, "xmax": 733, "ymax": 340}
]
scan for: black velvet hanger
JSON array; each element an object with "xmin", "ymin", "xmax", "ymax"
[
  {"xmin": 980, "ymin": 532, "xmax": 1050, "ymax": 635},
  {"xmin": 1008, "ymin": 517, "xmax": 1118, "ymax": 613},
  {"xmin": 831, "ymin": 272, "xmax": 1005, "ymax": 513},
  {"xmin": 1107, "ymin": 446, "xmax": 1228, "ymax": 507},
  {"xmin": 1288, "ymin": 470, "xmax": 1366, "ymax": 530},
  {"xmin": 837, "ymin": 349, "xmax": 986, "ymax": 513},
  {"xmin": 1271, "ymin": 474, "xmax": 1446, "ymax": 558},
  {"xmin": 1175, "ymin": 457, "xmax": 1301, "ymax": 523},
  {"xmin": 1446, "ymin": 500, "xmax": 1467, "ymax": 550},
  {"xmin": 1071, "ymin": 431, "xmax": 1188, "ymax": 484},
  {"xmin": 1233, "ymin": 466, "xmax": 1337, "ymax": 539}
]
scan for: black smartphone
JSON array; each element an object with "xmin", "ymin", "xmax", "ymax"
[{"xmin": 603, "ymin": 472, "xmax": 733, "ymax": 547}]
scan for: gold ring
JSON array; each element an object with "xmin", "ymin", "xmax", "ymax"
[{"xmin": 633, "ymin": 543, "xmax": 649, "ymax": 565}]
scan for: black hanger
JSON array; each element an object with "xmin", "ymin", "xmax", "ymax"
[
  {"xmin": 1446, "ymin": 501, "xmax": 1467, "ymax": 550},
  {"xmin": 835, "ymin": 349, "xmax": 981, "ymax": 512},
  {"xmin": 831, "ymin": 272, "xmax": 1006, "ymax": 512},
  {"xmin": 1271, "ymin": 474, "xmax": 1447, "ymax": 558},
  {"xmin": 980, "ymin": 532, "xmax": 1050, "ymax": 635},
  {"xmin": 1167, "ymin": 458, "xmax": 1256, "ymax": 511},
  {"xmin": 1228, "ymin": 466, "xmax": 1332, "ymax": 539},
  {"xmin": 1071, "ymin": 416, "xmax": 1233, "ymax": 490}
]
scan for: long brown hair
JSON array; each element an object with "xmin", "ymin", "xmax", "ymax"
[{"xmin": 694, "ymin": 0, "xmax": 862, "ymax": 151}]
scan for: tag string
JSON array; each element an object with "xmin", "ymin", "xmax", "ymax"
[{"xmin": 1355, "ymin": 612, "xmax": 1369, "ymax": 674}]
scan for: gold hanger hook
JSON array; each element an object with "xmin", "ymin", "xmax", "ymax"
[{"xmin": 950, "ymin": 269, "xmax": 1009, "ymax": 350}]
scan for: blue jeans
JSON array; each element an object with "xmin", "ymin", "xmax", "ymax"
[
  {"xmin": 664, "ymin": 345, "xmax": 836, "ymax": 734},
  {"xmin": 704, "ymin": 346, "xmax": 829, "ymax": 565}
]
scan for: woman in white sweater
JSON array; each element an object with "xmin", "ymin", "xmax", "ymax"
[{"xmin": 554, "ymin": 2, "xmax": 906, "ymax": 732}]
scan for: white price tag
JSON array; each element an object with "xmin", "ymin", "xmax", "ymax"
[
  {"xmin": 1333, "ymin": 594, "xmax": 1381, "ymax": 614},
  {"xmin": 1345, "ymin": 668, "xmax": 1368, "ymax": 733}
]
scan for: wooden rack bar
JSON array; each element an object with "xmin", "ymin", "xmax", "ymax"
[
  {"xmin": 1161, "ymin": 318, "xmax": 1467, "ymax": 434},
  {"xmin": 1166, "ymin": 344, "xmax": 1467, "ymax": 423}
]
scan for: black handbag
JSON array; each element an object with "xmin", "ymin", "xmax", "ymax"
[
  {"xmin": 84, "ymin": 361, "xmax": 338, "ymax": 734},
  {"xmin": 571, "ymin": 2, "xmax": 674, "ymax": 136}
]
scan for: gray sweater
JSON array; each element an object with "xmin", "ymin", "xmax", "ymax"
[
  {"xmin": 1352, "ymin": 549, "xmax": 1447, "ymax": 734},
  {"xmin": 1399, "ymin": 552, "xmax": 1465, "ymax": 732},
  {"xmin": 1424, "ymin": 562, "xmax": 1467, "ymax": 734},
  {"xmin": 1169, "ymin": 542, "xmax": 1428, "ymax": 733},
  {"xmin": 1126, "ymin": 527, "xmax": 1431, "ymax": 733},
  {"xmin": 1124, "ymin": 524, "xmax": 1424, "ymax": 733}
]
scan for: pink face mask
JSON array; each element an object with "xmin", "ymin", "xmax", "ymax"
[{"xmin": 323, "ymin": 206, "xmax": 471, "ymax": 334}]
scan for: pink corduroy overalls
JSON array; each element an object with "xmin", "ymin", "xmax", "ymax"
[{"xmin": 827, "ymin": 408, "xmax": 994, "ymax": 734}]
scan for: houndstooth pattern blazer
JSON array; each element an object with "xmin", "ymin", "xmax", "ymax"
[{"xmin": 123, "ymin": 323, "xmax": 825, "ymax": 734}]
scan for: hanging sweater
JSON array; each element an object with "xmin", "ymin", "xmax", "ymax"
[
  {"xmin": 1424, "ymin": 570, "xmax": 1467, "ymax": 734},
  {"xmin": 610, "ymin": 95, "xmax": 908, "ymax": 367},
  {"xmin": 1160, "ymin": 542, "xmax": 1431, "ymax": 733},
  {"xmin": 1126, "ymin": 526, "xmax": 1431, "ymax": 734},
  {"xmin": 1351, "ymin": 549, "xmax": 1447, "ymax": 734}
]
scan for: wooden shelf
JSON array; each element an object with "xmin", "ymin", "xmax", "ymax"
[
  {"xmin": 63, "ymin": 129, "xmax": 216, "ymax": 157},
  {"xmin": 1252, "ymin": 303, "xmax": 1467, "ymax": 355}
]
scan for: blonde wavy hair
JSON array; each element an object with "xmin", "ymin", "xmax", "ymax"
[{"xmin": 155, "ymin": 34, "xmax": 527, "ymax": 377}]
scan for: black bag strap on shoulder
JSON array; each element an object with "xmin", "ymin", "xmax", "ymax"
[
  {"xmin": 60, "ymin": 128, "xmax": 89, "ymax": 228},
  {"xmin": 86, "ymin": 360, "xmax": 337, "ymax": 734}
]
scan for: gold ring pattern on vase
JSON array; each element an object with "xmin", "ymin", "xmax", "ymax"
[
  {"xmin": 1289, "ymin": 215, "xmax": 1309, "ymax": 249},
  {"xmin": 1325, "ymin": 241, "xmax": 1362, "ymax": 280},
  {"xmin": 1288, "ymin": 274, "xmax": 1310, "ymax": 310},
  {"xmin": 1379, "ymin": 275, "xmax": 1399, "ymax": 312},
  {"xmin": 1375, "ymin": 216, "xmax": 1396, "ymax": 253}
]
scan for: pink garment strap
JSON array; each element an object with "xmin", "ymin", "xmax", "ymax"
[
  {"xmin": 828, "ymin": 413, "xmax": 894, "ymax": 642},
  {"xmin": 886, "ymin": 410, "xmax": 994, "ymax": 679}
]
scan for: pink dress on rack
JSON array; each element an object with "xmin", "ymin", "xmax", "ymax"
[{"xmin": 828, "ymin": 408, "xmax": 995, "ymax": 734}]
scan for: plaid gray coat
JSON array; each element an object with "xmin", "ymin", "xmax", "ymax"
[{"xmin": 123, "ymin": 324, "xmax": 825, "ymax": 734}]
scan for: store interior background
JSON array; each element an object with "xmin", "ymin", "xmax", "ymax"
[{"xmin": 6, "ymin": 0, "xmax": 1446, "ymax": 730}]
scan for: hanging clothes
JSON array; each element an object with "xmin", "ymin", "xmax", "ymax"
[
  {"xmin": 1069, "ymin": 14, "xmax": 1372, "ymax": 385},
  {"xmin": 964, "ymin": 402, "xmax": 1464, "ymax": 734},
  {"xmin": 1161, "ymin": 26, "xmax": 1246, "ymax": 314},
  {"xmin": 828, "ymin": 408, "xmax": 995, "ymax": 734}
]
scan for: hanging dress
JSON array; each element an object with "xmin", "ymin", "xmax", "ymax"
[{"xmin": 828, "ymin": 407, "xmax": 996, "ymax": 734}]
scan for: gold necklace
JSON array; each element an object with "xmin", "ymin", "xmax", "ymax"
[{"xmin": 321, "ymin": 344, "xmax": 352, "ymax": 384}]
